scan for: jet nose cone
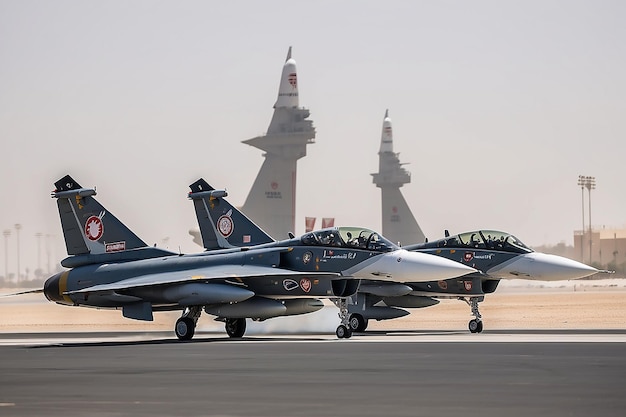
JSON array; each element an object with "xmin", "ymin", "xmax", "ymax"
[
  {"xmin": 490, "ymin": 252, "xmax": 598, "ymax": 281},
  {"xmin": 385, "ymin": 250, "xmax": 477, "ymax": 283}
]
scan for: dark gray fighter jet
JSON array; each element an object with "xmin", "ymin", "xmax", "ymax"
[
  {"xmin": 41, "ymin": 175, "xmax": 475, "ymax": 340},
  {"xmin": 366, "ymin": 109, "xmax": 597, "ymax": 333},
  {"xmin": 187, "ymin": 178, "xmax": 475, "ymax": 338},
  {"xmin": 346, "ymin": 230, "xmax": 598, "ymax": 333}
]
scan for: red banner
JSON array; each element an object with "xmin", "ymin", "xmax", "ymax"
[
  {"xmin": 305, "ymin": 217, "xmax": 316, "ymax": 232},
  {"xmin": 322, "ymin": 218, "xmax": 335, "ymax": 228}
]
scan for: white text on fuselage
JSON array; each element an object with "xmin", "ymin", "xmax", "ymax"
[{"xmin": 323, "ymin": 250, "xmax": 357, "ymax": 260}]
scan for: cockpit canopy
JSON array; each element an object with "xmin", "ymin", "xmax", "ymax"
[
  {"xmin": 300, "ymin": 227, "xmax": 397, "ymax": 252},
  {"xmin": 419, "ymin": 230, "xmax": 532, "ymax": 254}
]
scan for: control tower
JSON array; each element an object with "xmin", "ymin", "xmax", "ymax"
[
  {"xmin": 240, "ymin": 47, "xmax": 316, "ymax": 239},
  {"xmin": 371, "ymin": 110, "xmax": 425, "ymax": 245}
]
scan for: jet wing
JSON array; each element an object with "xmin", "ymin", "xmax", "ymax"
[
  {"xmin": 67, "ymin": 265, "xmax": 340, "ymax": 294},
  {"xmin": 0, "ymin": 288, "xmax": 44, "ymax": 296}
]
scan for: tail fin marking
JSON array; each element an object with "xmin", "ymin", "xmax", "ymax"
[
  {"xmin": 188, "ymin": 178, "xmax": 275, "ymax": 250},
  {"xmin": 52, "ymin": 175, "xmax": 146, "ymax": 256}
]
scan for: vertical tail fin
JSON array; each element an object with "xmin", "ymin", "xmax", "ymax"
[
  {"xmin": 188, "ymin": 178, "xmax": 275, "ymax": 250},
  {"xmin": 52, "ymin": 175, "xmax": 147, "ymax": 255}
]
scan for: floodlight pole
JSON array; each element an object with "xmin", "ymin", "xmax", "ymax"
[
  {"xmin": 586, "ymin": 177, "xmax": 595, "ymax": 265},
  {"xmin": 577, "ymin": 176, "xmax": 595, "ymax": 265},
  {"xmin": 36, "ymin": 232, "xmax": 43, "ymax": 273},
  {"xmin": 577, "ymin": 175, "xmax": 585, "ymax": 262},
  {"xmin": 14, "ymin": 224, "xmax": 21, "ymax": 283},
  {"xmin": 3, "ymin": 230, "xmax": 10, "ymax": 282}
]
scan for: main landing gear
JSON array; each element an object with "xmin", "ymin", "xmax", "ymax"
[
  {"xmin": 225, "ymin": 318, "xmax": 246, "ymax": 338},
  {"xmin": 175, "ymin": 306, "xmax": 202, "ymax": 340},
  {"xmin": 461, "ymin": 297, "xmax": 484, "ymax": 333},
  {"xmin": 332, "ymin": 298, "xmax": 353, "ymax": 339},
  {"xmin": 348, "ymin": 313, "xmax": 368, "ymax": 332},
  {"xmin": 175, "ymin": 308, "xmax": 247, "ymax": 340}
]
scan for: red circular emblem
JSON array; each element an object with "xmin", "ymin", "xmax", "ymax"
[
  {"xmin": 300, "ymin": 278, "xmax": 311, "ymax": 293},
  {"xmin": 217, "ymin": 215, "xmax": 234, "ymax": 237},
  {"xmin": 85, "ymin": 216, "xmax": 104, "ymax": 241},
  {"xmin": 392, "ymin": 206, "xmax": 398, "ymax": 214},
  {"xmin": 271, "ymin": 182, "xmax": 278, "ymax": 190}
]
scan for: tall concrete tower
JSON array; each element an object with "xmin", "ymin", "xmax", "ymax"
[
  {"xmin": 371, "ymin": 110, "xmax": 426, "ymax": 246},
  {"xmin": 240, "ymin": 47, "xmax": 316, "ymax": 239}
]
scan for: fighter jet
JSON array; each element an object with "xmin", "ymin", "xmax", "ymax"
[
  {"xmin": 347, "ymin": 229, "xmax": 598, "ymax": 333},
  {"xmin": 42, "ymin": 175, "xmax": 355, "ymax": 340},
  {"xmin": 187, "ymin": 178, "xmax": 477, "ymax": 338},
  {"xmin": 41, "ymin": 175, "xmax": 475, "ymax": 340},
  {"xmin": 361, "ymin": 110, "xmax": 598, "ymax": 333}
]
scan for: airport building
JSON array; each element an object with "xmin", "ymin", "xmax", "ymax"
[{"xmin": 574, "ymin": 227, "xmax": 626, "ymax": 269}]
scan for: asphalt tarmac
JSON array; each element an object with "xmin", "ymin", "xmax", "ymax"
[{"xmin": 1, "ymin": 331, "xmax": 625, "ymax": 417}]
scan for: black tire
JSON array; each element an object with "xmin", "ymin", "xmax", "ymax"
[
  {"xmin": 336, "ymin": 324, "xmax": 350, "ymax": 339},
  {"xmin": 468, "ymin": 319, "xmax": 481, "ymax": 333},
  {"xmin": 349, "ymin": 314, "xmax": 368, "ymax": 332},
  {"xmin": 476, "ymin": 320, "xmax": 484, "ymax": 333},
  {"xmin": 175, "ymin": 317, "xmax": 195, "ymax": 341},
  {"xmin": 225, "ymin": 318, "xmax": 246, "ymax": 338}
]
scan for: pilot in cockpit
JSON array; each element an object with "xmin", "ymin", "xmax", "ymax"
[{"xmin": 319, "ymin": 231, "xmax": 341, "ymax": 246}]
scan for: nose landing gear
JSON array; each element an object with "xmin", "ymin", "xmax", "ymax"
[
  {"xmin": 332, "ymin": 298, "xmax": 353, "ymax": 339},
  {"xmin": 461, "ymin": 297, "xmax": 484, "ymax": 333}
]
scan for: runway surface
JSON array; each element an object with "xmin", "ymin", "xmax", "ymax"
[{"xmin": 1, "ymin": 330, "xmax": 625, "ymax": 417}]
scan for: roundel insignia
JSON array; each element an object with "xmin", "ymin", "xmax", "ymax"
[
  {"xmin": 438, "ymin": 280, "xmax": 448, "ymax": 290},
  {"xmin": 463, "ymin": 252, "xmax": 474, "ymax": 262},
  {"xmin": 217, "ymin": 215, "xmax": 234, "ymax": 238},
  {"xmin": 85, "ymin": 216, "xmax": 104, "ymax": 241}
]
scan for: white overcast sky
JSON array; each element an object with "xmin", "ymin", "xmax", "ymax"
[{"xmin": 1, "ymin": 0, "xmax": 625, "ymax": 275}]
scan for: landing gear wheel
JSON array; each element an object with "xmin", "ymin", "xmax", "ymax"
[
  {"xmin": 462, "ymin": 297, "xmax": 484, "ymax": 334},
  {"xmin": 331, "ymin": 297, "xmax": 353, "ymax": 339},
  {"xmin": 175, "ymin": 317, "xmax": 196, "ymax": 340},
  {"xmin": 336, "ymin": 324, "xmax": 352, "ymax": 339},
  {"xmin": 225, "ymin": 318, "xmax": 246, "ymax": 338},
  {"xmin": 349, "ymin": 314, "xmax": 368, "ymax": 332},
  {"xmin": 468, "ymin": 319, "xmax": 483, "ymax": 333}
]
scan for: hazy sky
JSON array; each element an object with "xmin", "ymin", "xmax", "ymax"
[{"xmin": 1, "ymin": 0, "xmax": 625, "ymax": 276}]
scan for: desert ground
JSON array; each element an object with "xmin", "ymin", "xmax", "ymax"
[{"xmin": 1, "ymin": 279, "xmax": 625, "ymax": 334}]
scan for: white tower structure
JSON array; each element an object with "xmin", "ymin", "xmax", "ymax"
[
  {"xmin": 371, "ymin": 110, "xmax": 425, "ymax": 245},
  {"xmin": 240, "ymin": 47, "xmax": 316, "ymax": 239}
]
